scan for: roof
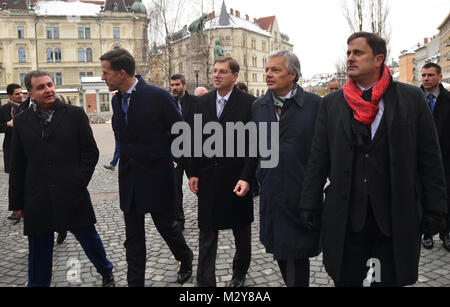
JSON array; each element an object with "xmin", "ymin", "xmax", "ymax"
[
  {"xmin": 205, "ymin": 14, "xmax": 271, "ymax": 37},
  {"xmin": 34, "ymin": 1, "xmax": 102, "ymax": 16},
  {"xmin": 438, "ymin": 12, "xmax": 450, "ymax": 30},
  {"xmin": 255, "ymin": 16, "xmax": 275, "ymax": 32}
]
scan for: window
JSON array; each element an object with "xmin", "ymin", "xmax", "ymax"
[
  {"xmin": 86, "ymin": 48, "xmax": 93, "ymax": 62},
  {"xmin": 18, "ymin": 26, "xmax": 24, "ymax": 39},
  {"xmin": 78, "ymin": 48, "xmax": 85, "ymax": 62},
  {"xmin": 80, "ymin": 72, "xmax": 86, "ymax": 80},
  {"xmin": 78, "ymin": 27, "xmax": 84, "ymax": 39},
  {"xmin": 49, "ymin": 73, "xmax": 55, "ymax": 83},
  {"xmin": 54, "ymin": 48, "xmax": 61, "ymax": 62},
  {"xmin": 18, "ymin": 48, "xmax": 26, "ymax": 63},
  {"xmin": 19, "ymin": 73, "xmax": 26, "ymax": 86},
  {"xmin": 55, "ymin": 73, "xmax": 62, "ymax": 85},
  {"xmin": 178, "ymin": 63, "xmax": 183, "ymax": 73},
  {"xmin": 113, "ymin": 45, "xmax": 121, "ymax": 50},
  {"xmin": 85, "ymin": 28, "xmax": 91, "ymax": 39},
  {"xmin": 262, "ymin": 41, "xmax": 267, "ymax": 52},
  {"xmin": 47, "ymin": 27, "xmax": 59, "ymax": 39},
  {"xmin": 113, "ymin": 27, "xmax": 120, "ymax": 39},
  {"xmin": 100, "ymin": 93, "xmax": 110, "ymax": 112},
  {"xmin": 46, "ymin": 48, "xmax": 53, "ymax": 62},
  {"xmin": 87, "ymin": 72, "xmax": 93, "ymax": 77}
]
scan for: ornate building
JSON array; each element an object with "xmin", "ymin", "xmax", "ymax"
[
  {"xmin": 150, "ymin": 1, "xmax": 295, "ymax": 97},
  {"xmin": 0, "ymin": 0, "xmax": 148, "ymax": 115}
]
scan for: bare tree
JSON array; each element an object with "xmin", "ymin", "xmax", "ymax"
[{"xmin": 341, "ymin": 0, "xmax": 365, "ymax": 33}]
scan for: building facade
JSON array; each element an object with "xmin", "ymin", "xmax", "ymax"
[
  {"xmin": 150, "ymin": 1, "xmax": 294, "ymax": 97},
  {"xmin": 399, "ymin": 49, "xmax": 416, "ymax": 85},
  {"xmin": 0, "ymin": 0, "xmax": 148, "ymax": 115},
  {"xmin": 438, "ymin": 13, "xmax": 450, "ymax": 84}
]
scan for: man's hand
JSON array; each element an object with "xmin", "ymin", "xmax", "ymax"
[
  {"xmin": 234, "ymin": 180, "xmax": 250, "ymax": 197},
  {"xmin": 7, "ymin": 120, "xmax": 13, "ymax": 128},
  {"xmin": 189, "ymin": 177, "xmax": 199, "ymax": 194},
  {"xmin": 299, "ymin": 209, "xmax": 317, "ymax": 233},
  {"xmin": 14, "ymin": 210, "xmax": 24, "ymax": 219},
  {"xmin": 173, "ymin": 162, "xmax": 178, "ymax": 168}
]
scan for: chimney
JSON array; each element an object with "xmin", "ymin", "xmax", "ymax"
[
  {"xmin": 424, "ymin": 37, "xmax": 428, "ymax": 44},
  {"xmin": 230, "ymin": 8, "xmax": 234, "ymax": 15},
  {"xmin": 245, "ymin": 14, "xmax": 249, "ymax": 21},
  {"xmin": 236, "ymin": 10, "xmax": 240, "ymax": 18}
]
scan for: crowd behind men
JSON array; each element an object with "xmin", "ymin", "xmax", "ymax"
[{"xmin": 1, "ymin": 31, "xmax": 449, "ymax": 288}]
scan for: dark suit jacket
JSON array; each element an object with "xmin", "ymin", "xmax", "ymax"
[
  {"xmin": 112, "ymin": 76, "xmax": 182, "ymax": 214},
  {"xmin": 175, "ymin": 91, "xmax": 197, "ymax": 173},
  {"xmin": 300, "ymin": 81, "xmax": 447, "ymax": 286},
  {"xmin": 0, "ymin": 103, "xmax": 14, "ymax": 173},
  {"xmin": 422, "ymin": 84, "xmax": 450, "ymax": 217},
  {"xmin": 9, "ymin": 101, "xmax": 99, "ymax": 235},
  {"xmin": 190, "ymin": 87, "xmax": 256, "ymax": 230}
]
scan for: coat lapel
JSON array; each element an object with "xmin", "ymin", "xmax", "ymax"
[
  {"xmin": 383, "ymin": 81, "xmax": 399, "ymax": 133},
  {"xmin": 25, "ymin": 108, "xmax": 42, "ymax": 139},
  {"xmin": 208, "ymin": 90, "xmax": 219, "ymax": 121},
  {"xmin": 44, "ymin": 101, "xmax": 67, "ymax": 140},
  {"xmin": 219, "ymin": 87, "xmax": 239, "ymax": 122},
  {"xmin": 338, "ymin": 91, "xmax": 353, "ymax": 142},
  {"xmin": 435, "ymin": 95, "xmax": 450, "ymax": 135}
]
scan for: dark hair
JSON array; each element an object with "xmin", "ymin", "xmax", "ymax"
[
  {"xmin": 6, "ymin": 83, "xmax": 21, "ymax": 95},
  {"xmin": 347, "ymin": 32, "xmax": 387, "ymax": 65},
  {"xmin": 24, "ymin": 70, "xmax": 51, "ymax": 92},
  {"xmin": 171, "ymin": 74, "xmax": 186, "ymax": 85},
  {"xmin": 236, "ymin": 82, "xmax": 248, "ymax": 92},
  {"xmin": 100, "ymin": 48, "xmax": 135, "ymax": 76},
  {"xmin": 422, "ymin": 63, "xmax": 442, "ymax": 75},
  {"xmin": 215, "ymin": 56, "xmax": 240, "ymax": 74}
]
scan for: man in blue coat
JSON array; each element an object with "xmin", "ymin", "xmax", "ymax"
[
  {"xmin": 100, "ymin": 49, "xmax": 193, "ymax": 287},
  {"xmin": 252, "ymin": 50, "xmax": 322, "ymax": 287}
]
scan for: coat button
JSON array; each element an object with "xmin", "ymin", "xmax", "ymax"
[
  {"xmin": 363, "ymin": 178, "xmax": 368, "ymax": 184},
  {"xmin": 365, "ymin": 154, "xmax": 369, "ymax": 158}
]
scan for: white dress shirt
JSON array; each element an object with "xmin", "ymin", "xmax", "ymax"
[
  {"xmin": 216, "ymin": 89, "xmax": 233, "ymax": 116},
  {"xmin": 357, "ymin": 83, "xmax": 384, "ymax": 140}
]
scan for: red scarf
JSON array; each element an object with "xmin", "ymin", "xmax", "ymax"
[{"xmin": 343, "ymin": 65, "xmax": 392, "ymax": 125}]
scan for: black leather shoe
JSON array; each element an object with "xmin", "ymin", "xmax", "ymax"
[
  {"xmin": 441, "ymin": 234, "xmax": 450, "ymax": 252},
  {"xmin": 228, "ymin": 276, "xmax": 245, "ymax": 287},
  {"xmin": 56, "ymin": 231, "xmax": 67, "ymax": 245},
  {"xmin": 7, "ymin": 213, "xmax": 20, "ymax": 221},
  {"xmin": 422, "ymin": 235, "xmax": 434, "ymax": 250},
  {"xmin": 102, "ymin": 273, "xmax": 115, "ymax": 287},
  {"xmin": 177, "ymin": 251, "xmax": 193, "ymax": 284}
]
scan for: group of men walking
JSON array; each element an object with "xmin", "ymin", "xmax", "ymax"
[{"xmin": 1, "ymin": 31, "xmax": 449, "ymax": 287}]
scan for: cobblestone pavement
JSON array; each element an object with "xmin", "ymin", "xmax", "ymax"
[{"xmin": 0, "ymin": 126, "xmax": 449, "ymax": 287}]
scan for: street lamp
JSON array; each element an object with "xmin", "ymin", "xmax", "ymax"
[{"xmin": 193, "ymin": 62, "xmax": 200, "ymax": 88}]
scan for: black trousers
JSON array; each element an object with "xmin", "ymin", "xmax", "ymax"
[
  {"xmin": 197, "ymin": 225, "xmax": 251, "ymax": 287},
  {"xmin": 335, "ymin": 205, "xmax": 397, "ymax": 287},
  {"xmin": 277, "ymin": 259, "xmax": 310, "ymax": 287},
  {"xmin": 174, "ymin": 162, "xmax": 186, "ymax": 227},
  {"xmin": 124, "ymin": 207, "xmax": 192, "ymax": 287}
]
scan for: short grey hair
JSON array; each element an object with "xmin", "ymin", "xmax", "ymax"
[{"xmin": 268, "ymin": 50, "xmax": 302, "ymax": 83}]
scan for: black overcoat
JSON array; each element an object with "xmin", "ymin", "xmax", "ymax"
[
  {"xmin": 300, "ymin": 81, "xmax": 447, "ymax": 286},
  {"xmin": 190, "ymin": 88, "xmax": 256, "ymax": 230},
  {"xmin": 0, "ymin": 103, "xmax": 14, "ymax": 173},
  {"xmin": 9, "ymin": 101, "xmax": 99, "ymax": 235}
]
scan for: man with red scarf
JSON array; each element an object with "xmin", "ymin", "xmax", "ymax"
[{"xmin": 299, "ymin": 32, "xmax": 447, "ymax": 287}]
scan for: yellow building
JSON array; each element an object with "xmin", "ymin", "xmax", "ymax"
[
  {"xmin": 150, "ymin": 1, "xmax": 294, "ymax": 97},
  {"xmin": 0, "ymin": 0, "xmax": 148, "ymax": 113},
  {"xmin": 438, "ymin": 13, "xmax": 450, "ymax": 84}
]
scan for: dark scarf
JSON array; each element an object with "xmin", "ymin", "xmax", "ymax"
[
  {"xmin": 32, "ymin": 100, "xmax": 61, "ymax": 138},
  {"xmin": 343, "ymin": 65, "xmax": 392, "ymax": 146},
  {"xmin": 271, "ymin": 84, "xmax": 299, "ymax": 117}
]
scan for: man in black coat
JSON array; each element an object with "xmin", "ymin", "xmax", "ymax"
[
  {"xmin": 188, "ymin": 56, "xmax": 256, "ymax": 287},
  {"xmin": 9, "ymin": 71, "xmax": 114, "ymax": 287},
  {"xmin": 253, "ymin": 50, "xmax": 322, "ymax": 287},
  {"xmin": 420, "ymin": 63, "xmax": 450, "ymax": 251},
  {"xmin": 170, "ymin": 74, "xmax": 197, "ymax": 231},
  {"xmin": 0, "ymin": 84, "xmax": 24, "ymax": 221},
  {"xmin": 101, "ymin": 49, "xmax": 193, "ymax": 287},
  {"xmin": 300, "ymin": 32, "xmax": 447, "ymax": 287}
]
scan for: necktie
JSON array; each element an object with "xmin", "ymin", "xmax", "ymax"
[
  {"xmin": 361, "ymin": 88, "xmax": 372, "ymax": 102},
  {"xmin": 427, "ymin": 94, "xmax": 435, "ymax": 113},
  {"xmin": 121, "ymin": 92, "xmax": 131, "ymax": 124},
  {"xmin": 217, "ymin": 98, "xmax": 226, "ymax": 118}
]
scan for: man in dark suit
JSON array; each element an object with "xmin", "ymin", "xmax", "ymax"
[
  {"xmin": 170, "ymin": 74, "xmax": 197, "ymax": 231},
  {"xmin": 420, "ymin": 63, "xmax": 450, "ymax": 251},
  {"xmin": 253, "ymin": 50, "xmax": 322, "ymax": 287},
  {"xmin": 299, "ymin": 32, "xmax": 447, "ymax": 287},
  {"xmin": 0, "ymin": 84, "xmax": 24, "ymax": 221},
  {"xmin": 100, "ymin": 49, "xmax": 193, "ymax": 287},
  {"xmin": 188, "ymin": 56, "xmax": 256, "ymax": 287},
  {"xmin": 9, "ymin": 71, "xmax": 114, "ymax": 287}
]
